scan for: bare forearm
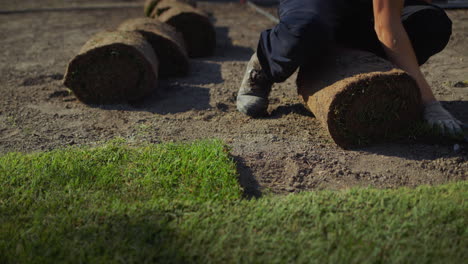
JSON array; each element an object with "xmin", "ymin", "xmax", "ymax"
[
  {"xmin": 373, "ymin": 0, "xmax": 436, "ymax": 104},
  {"xmin": 377, "ymin": 22, "xmax": 436, "ymax": 103},
  {"xmin": 371, "ymin": 0, "xmax": 464, "ymax": 134}
]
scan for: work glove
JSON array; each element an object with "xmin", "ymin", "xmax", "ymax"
[{"xmin": 423, "ymin": 101, "xmax": 464, "ymax": 135}]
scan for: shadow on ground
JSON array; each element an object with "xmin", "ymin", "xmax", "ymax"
[
  {"xmin": 269, "ymin": 103, "xmax": 314, "ymax": 119},
  {"xmin": 359, "ymin": 141, "xmax": 467, "ymax": 161},
  {"xmin": 442, "ymin": 100, "xmax": 468, "ymax": 124},
  {"xmin": 87, "ymin": 83, "xmax": 211, "ymax": 114},
  {"xmin": 233, "ymin": 155, "xmax": 262, "ymax": 198}
]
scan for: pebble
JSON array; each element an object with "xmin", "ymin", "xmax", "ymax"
[
  {"xmin": 453, "ymin": 144, "xmax": 460, "ymax": 152},
  {"xmin": 269, "ymin": 134, "xmax": 279, "ymax": 142},
  {"xmin": 453, "ymin": 80, "xmax": 468, "ymax": 88}
]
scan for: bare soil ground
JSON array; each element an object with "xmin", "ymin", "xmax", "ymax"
[{"xmin": 1, "ymin": 0, "xmax": 467, "ymax": 196}]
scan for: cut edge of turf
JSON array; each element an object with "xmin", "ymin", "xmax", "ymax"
[{"xmin": 0, "ymin": 139, "xmax": 467, "ymax": 263}]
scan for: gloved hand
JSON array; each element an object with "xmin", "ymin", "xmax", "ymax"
[{"xmin": 423, "ymin": 101, "xmax": 464, "ymax": 135}]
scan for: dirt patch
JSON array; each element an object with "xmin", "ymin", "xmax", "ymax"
[{"xmin": 0, "ymin": 0, "xmax": 466, "ymax": 196}]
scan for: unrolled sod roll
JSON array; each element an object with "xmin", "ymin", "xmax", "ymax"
[
  {"xmin": 118, "ymin": 18, "xmax": 189, "ymax": 77},
  {"xmin": 151, "ymin": 0, "xmax": 216, "ymax": 57},
  {"xmin": 144, "ymin": 0, "xmax": 197, "ymax": 17},
  {"xmin": 297, "ymin": 49, "xmax": 422, "ymax": 148},
  {"xmin": 64, "ymin": 31, "xmax": 159, "ymax": 105}
]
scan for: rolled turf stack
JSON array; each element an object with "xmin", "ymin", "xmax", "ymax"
[
  {"xmin": 150, "ymin": 0, "xmax": 216, "ymax": 57},
  {"xmin": 144, "ymin": 0, "xmax": 197, "ymax": 17},
  {"xmin": 296, "ymin": 49, "xmax": 422, "ymax": 148},
  {"xmin": 118, "ymin": 18, "xmax": 189, "ymax": 77},
  {"xmin": 63, "ymin": 31, "xmax": 159, "ymax": 105}
]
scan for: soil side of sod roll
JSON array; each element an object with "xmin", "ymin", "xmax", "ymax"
[
  {"xmin": 297, "ymin": 49, "xmax": 422, "ymax": 148},
  {"xmin": 144, "ymin": 0, "xmax": 197, "ymax": 17},
  {"xmin": 118, "ymin": 17, "xmax": 189, "ymax": 78},
  {"xmin": 151, "ymin": 0, "xmax": 216, "ymax": 57},
  {"xmin": 64, "ymin": 31, "xmax": 159, "ymax": 105}
]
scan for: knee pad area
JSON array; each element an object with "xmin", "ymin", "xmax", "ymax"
[
  {"xmin": 407, "ymin": 7, "xmax": 452, "ymax": 44},
  {"xmin": 280, "ymin": 12, "xmax": 333, "ymax": 41},
  {"xmin": 404, "ymin": 7, "xmax": 452, "ymax": 64}
]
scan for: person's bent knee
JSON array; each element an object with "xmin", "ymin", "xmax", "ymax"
[
  {"xmin": 278, "ymin": 12, "xmax": 333, "ymax": 67},
  {"xmin": 425, "ymin": 7, "xmax": 452, "ymax": 53},
  {"xmin": 280, "ymin": 12, "xmax": 333, "ymax": 42},
  {"xmin": 257, "ymin": 12, "xmax": 334, "ymax": 83},
  {"xmin": 406, "ymin": 6, "xmax": 452, "ymax": 64}
]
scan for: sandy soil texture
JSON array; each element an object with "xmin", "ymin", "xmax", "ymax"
[{"xmin": 0, "ymin": 0, "xmax": 467, "ymax": 196}]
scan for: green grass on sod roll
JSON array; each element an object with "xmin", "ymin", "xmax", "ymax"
[{"xmin": 1, "ymin": 140, "xmax": 467, "ymax": 263}]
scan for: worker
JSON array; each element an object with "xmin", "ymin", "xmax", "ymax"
[{"xmin": 237, "ymin": 0, "xmax": 464, "ymax": 134}]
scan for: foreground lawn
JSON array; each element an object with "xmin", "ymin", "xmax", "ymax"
[{"xmin": 1, "ymin": 140, "xmax": 467, "ymax": 263}]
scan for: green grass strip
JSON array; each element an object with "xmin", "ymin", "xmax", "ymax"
[{"xmin": 0, "ymin": 140, "xmax": 467, "ymax": 263}]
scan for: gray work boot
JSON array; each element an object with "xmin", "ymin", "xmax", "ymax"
[{"xmin": 236, "ymin": 53, "xmax": 273, "ymax": 117}]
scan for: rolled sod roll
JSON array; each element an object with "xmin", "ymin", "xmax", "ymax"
[
  {"xmin": 297, "ymin": 49, "xmax": 422, "ymax": 148},
  {"xmin": 64, "ymin": 31, "xmax": 159, "ymax": 105},
  {"xmin": 151, "ymin": 0, "xmax": 216, "ymax": 57},
  {"xmin": 118, "ymin": 18, "xmax": 189, "ymax": 77},
  {"xmin": 144, "ymin": 0, "xmax": 197, "ymax": 17}
]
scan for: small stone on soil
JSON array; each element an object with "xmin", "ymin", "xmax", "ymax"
[{"xmin": 453, "ymin": 81, "xmax": 468, "ymax": 88}]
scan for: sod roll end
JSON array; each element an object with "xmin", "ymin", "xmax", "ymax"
[
  {"xmin": 297, "ymin": 49, "xmax": 422, "ymax": 148},
  {"xmin": 64, "ymin": 31, "xmax": 159, "ymax": 105},
  {"xmin": 118, "ymin": 17, "xmax": 189, "ymax": 77},
  {"xmin": 152, "ymin": 0, "xmax": 216, "ymax": 57}
]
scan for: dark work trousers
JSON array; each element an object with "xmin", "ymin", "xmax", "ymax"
[{"xmin": 257, "ymin": 0, "xmax": 452, "ymax": 83}]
